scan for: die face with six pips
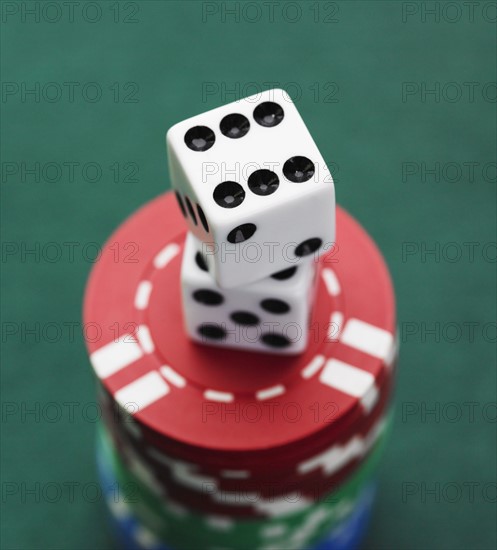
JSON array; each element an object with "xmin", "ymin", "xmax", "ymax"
[{"xmin": 167, "ymin": 88, "xmax": 335, "ymax": 290}]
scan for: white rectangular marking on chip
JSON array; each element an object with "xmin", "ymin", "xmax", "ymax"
[
  {"xmin": 256, "ymin": 385, "xmax": 285, "ymax": 401},
  {"xmin": 90, "ymin": 335, "xmax": 143, "ymax": 379},
  {"xmin": 320, "ymin": 359, "xmax": 375, "ymax": 399},
  {"xmin": 204, "ymin": 390, "xmax": 234, "ymax": 403},
  {"xmin": 328, "ymin": 311, "xmax": 343, "ymax": 341},
  {"xmin": 220, "ymin": 470, "xmax": 250, "ymax": 479},
  {"xmin": 137, "ymin": 324, "xmax": 155, "ymax": 354},
  {"xmin": 134, "ymin": 280, "xmax": 153, "ymax": 310},
  {"xmin": 298, "ymin": 417, "xmax": 386, "ymax": 476},
  {"xmin": 384, "ymin": 334, "xmax": 398, "ymax": 369},
  {"xmin": 340, "ymin": 318, "xmax": 394, "ymax": 361},
  {"xmin": 115, "ymin": 371, "xmax": 169, "ymax": 411},
  {"xmin": 301, "ymin": 354, "xmax": 325, "ymax": 379},
  {"xmin": 361, "ymin": 385, "xmax": 379, "ymax": 413},
  {"xmin": 160, "ymin": 365, "xmax": 186, "ymax": 388},
  {"xmin": 153, "ymin": 243, "xmax": 180, "ymax": 269},
  {"xmin": 261, "ymin": 524, "xmax": 287, "ymax": 538},
  {"xmin": 321, "ymin": 268, "xmax": 341, "ymax": 296}
]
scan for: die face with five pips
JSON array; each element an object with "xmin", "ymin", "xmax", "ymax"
[
  {"xmin": 181, "ymin": 233, "xmax": 318, "ymax": 355},
  {"xmin": 167, "ymin": 88, "xmax": 335, "ymax": 289}
]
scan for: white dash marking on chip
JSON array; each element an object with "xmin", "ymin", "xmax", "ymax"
[
  {"xmin": 166, "ymin": 500, "xmax": 188, "ymax": 518},
  {"xmin": 205, "ymin": 516, "xmax": 233, "ymax": 531},
  {"xmin": 322, "ymin": 268, "xmax": 341, "ymax": 296},
  {"xmin": 146, "ymin": 446, "xmax": 175, "ymax": 468},
  {"xmin": 120, "ymin": 409, "xmax": 143, "ymax": 439},
  {"xmin": 334, "ymin": 499, "xmax": 356, "ymax": 522},
  {"xmin": 340, "ymin": 318, "xmax": 394, "ymax": 361},
  {"xmin": 214, "ymin": 490, "xmax": 257, "ymax": 505},
  {"xmin": 204, "ymin": 390, "xmax": 234, "ymax": 403},
  {"xmin": 160, "ymin": 365, "xmax": 186, "ymax": 388},
  {"xmin": 220, "ymin": 470, "xmax": 250, "ymax": 479},
  {"xmin": 90, "ymin": 335, "xmax": 143, "ymax": 379},
  {"xmin": 256, "ymin": 385, "xmax": 285, "ymax": 401},
  {"xmin": 134, "ymin": 280, "xmax": 153, "ymax": 310},
  {"xmin": 329, "ymin": 311, "xmax": 344, "ymax": 340},
  {"xmin": 127, "ymin": 454, "xmax": 162, "ymax": 496},
  {"xmin": 123, "ymin": 419, "xmax": 142, "ymax": 440},
  {"xmin": 106, "ymin": 496, "xmax": 130, "ymax": 520},
  {"xmin": 301, "ymin": 354, "xmax": 326, "ymax": 379},
  {"xmin": 115, "ymin": 371, "xmax": 169, "ymax": 411},
  {"xmin": 172, "ymin": 466, "xmax": 217, "ymax": 492},
  {"xmin": 320, "ymin": 359, "xmax": 375, "ymax": 400},
  {"xmin": 254, "ymin": 493, "xmax": 312, "ymax": 517},
  {"xmin": 134, "ymin": 526, "xmax": 159, "ymax": 549},
  {"xmin": 153, "ymin": 243, "xmax": 180, "ymax": 270},
  {"xmin": 137, "ymin": 324, "xmax": 155, "ymax": 354}
]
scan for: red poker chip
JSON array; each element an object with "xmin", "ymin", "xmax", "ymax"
[
  {"xmin": 85, "ymin": 192, "xmax": 396, "ymax": 456},
  {"xmin": 98, "ymin": 362, "xmax": 395, "ymax": 483},
  {"xmin": 97, "ymin": 363, "xmax": 394, "ymax": 475},
  {"xmin": 99, "ymin": 373, "xmax": 394, "ymax": 518}
]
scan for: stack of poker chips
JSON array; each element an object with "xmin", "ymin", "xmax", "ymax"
[{"xmin": 84, "ymin": 93, "xmax": 397, "ymax": 550}]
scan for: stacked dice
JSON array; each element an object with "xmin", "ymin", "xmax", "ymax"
[
  {"xmin": 85, "ymin": 90, "xmax": 398, "ymax": 550},
  {"xmin": 169, "ymin": 89, "xmax": 334, "ymax": 354}
]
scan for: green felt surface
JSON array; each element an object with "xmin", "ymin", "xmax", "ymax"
[{"xmin": 1, "ymin": 2, "xmax": 495, "ymax": 549}]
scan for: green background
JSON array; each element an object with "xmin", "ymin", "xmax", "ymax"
[{"xmin": 1, "ymin": 1, "xmax": 495, "ymax": 549}]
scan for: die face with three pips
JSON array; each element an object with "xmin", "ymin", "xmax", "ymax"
[
  {"xmin": 167, "ymin": 88, "xmax": 335, "ymax": 290},
  {"xmin": 181, "ymin": 233, "xmax": 318, "ymax": 355}
]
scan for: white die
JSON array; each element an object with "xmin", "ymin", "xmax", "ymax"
[
  {"xmin": 167, "ymin": 88, "xmax": 334, "ymax": 289},
  {"xmin": 181, "ymin": 233, "xmax": 318, "ymax": 355}
]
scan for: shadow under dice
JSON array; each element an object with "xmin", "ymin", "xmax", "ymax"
[
  {"xmin": 181, "ymin": 234, "xmax": 318, "ymax": 355},
  {"xmin": 167, "ymin": 88, "xmax": 335, "ymax": 289}
]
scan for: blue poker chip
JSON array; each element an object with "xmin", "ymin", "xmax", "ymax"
[{"xmin": 310, "ymin": 483, "xmax": 376, "ymax": 550}]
